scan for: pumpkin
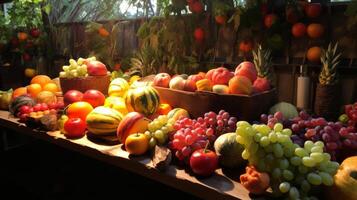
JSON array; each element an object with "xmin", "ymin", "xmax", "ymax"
[
  {"xmin": 108, "ymin": 78, "xmax": 129, "ymax": 97},
  {"xmin": 214, "ymin": 133, "xmax": 245, "ymax": 168},
  {"xmin": 9, "ymin": 95, "xmax": 35, "ymax": 115},
  {"xmin": 86, "ymin": 106, "xmax": 123, "ymax": 136},
  {"xmin": 269, "ymin": 102, "xmax": 298, "ymax": 119},
  {"xmin": 196, "ymin": 79, "xmax": 212, "ymax": 91},
  {"xmin": 327, "ymin": 156, "xmax": 357, "ymax": 200},
  {"xmin": 167, "ymin": 108, "xmax": 190, "ymax": 122},
  {"xmin": 125, "ymin": 86, "xmax": 160, "ymax": 116}
]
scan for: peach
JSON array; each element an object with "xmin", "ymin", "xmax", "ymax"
[
  {"xmin": 234, "ymin": 61, "xmax": 257, "ymax": 83},
  {"xmin": 229, "ymin": 76, "xmax": 252, "ymax": 95}
]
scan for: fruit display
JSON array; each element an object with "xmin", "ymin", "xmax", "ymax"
[
  {"xmin": 153, "ymin": 61, "xmax": 273, "ymax": 95},
  {"xmin": 86, "ymin": 106, "xmax": 123, "ymax": 136},
  {"xmin": 125, "ymin": 86, "xmax": 160, "ymax": 116},
  {"xmin": 235, "ymin": 121, "xmax": 340, "ymax": 199},
  {"xmin": 59, "ymin": 57, "xmax": 95, "ymax": 79}
]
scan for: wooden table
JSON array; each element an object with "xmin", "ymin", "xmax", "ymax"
[{"xmin": 0, "ymin": 110, "xmax": 253, "ymax": 200}]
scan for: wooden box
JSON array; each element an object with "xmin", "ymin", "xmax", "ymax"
[
  {"xmin": 60, "ymin": 75, "xmax": 110, "ymax": 95},
  {"xmin": 154, "ymin": 86, "xmax": 277, "ymax": 121}
]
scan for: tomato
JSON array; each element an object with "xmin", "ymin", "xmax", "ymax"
[
  {"xmin": 66, "ymin": 101, "xmax": 93, "ymax": 121},
  {"xmin": 189, "ymin": 148, "xmax": 218, "ymax": 176},
  {"xmin": 64, "ymin": 118, "xmax": 86, "ymax": 138}
]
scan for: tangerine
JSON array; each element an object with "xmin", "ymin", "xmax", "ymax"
[
  {"xmin": 12, "ymin": 87, "xmax": 27, "ymax": 99},
  {"xmin": 31, "ymin": 75, "xmax": 52, "ymax": 88},
  {"xmin": 307, "ymin": 46, "xmax": 322, "ymax": 63},
  {"xmin": 67, "ymin": 101, "xmax": 93, "ymax": 121},
  {"xmin": 27, "ymin": 84, "xmax": 42, "ymax": 97},
  {"xmin": 307, "ymin": 23, "xmax": 324, "ymax": 39}
]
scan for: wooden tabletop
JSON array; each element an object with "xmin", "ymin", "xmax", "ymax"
[{"xmin": 0, "ymin": 110, "xmax": 257, "ymax": 200}]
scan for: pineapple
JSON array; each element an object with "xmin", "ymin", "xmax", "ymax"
[
  {"xmin": 319, "ymin": 42, "xmax": 341, "ymax": 86},
  {"xmin": 252, "ymin": 44, "xmax": 276, "ymax": 86}
]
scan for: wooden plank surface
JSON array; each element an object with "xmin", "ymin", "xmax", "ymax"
[{"xmin": 0, "ymin": 110, "xmax": 255, "ymax": 200}]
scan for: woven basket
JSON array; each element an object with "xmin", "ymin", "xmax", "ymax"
[
  {"xmin": 314, "ymin": 83, "xmax": 341, "ymax": 121},
  {"xmin": 60, "ymin": 75, "xmax": 110, "ymax": 95}
]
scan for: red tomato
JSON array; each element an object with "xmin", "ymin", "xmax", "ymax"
[
  {"xmin": 189, "ymin": 148, "xmax": 218, "ymax": 176},
  {"xmin": 64, "ymin": 118, "xmax": 87, "ymax": 138}
]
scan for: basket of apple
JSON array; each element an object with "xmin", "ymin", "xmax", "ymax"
[
  {"xmin": 152, "ymin": 61, "xmax": 277, "ymax": 121},
  {"xmin": 59, "ymin": 57, "xmax": 111, "ymax": 95}
]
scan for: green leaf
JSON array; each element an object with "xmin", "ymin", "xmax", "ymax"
[{"xmin": 43, "ymin": 3, "xmax": 52, "ymax": 15}]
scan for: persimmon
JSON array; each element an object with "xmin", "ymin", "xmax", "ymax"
[
  {"xmin": 67, "ymin": 101, "xmax": 93, "ymax": 121},
  {"xmin": 31, "ymin": 75, "xmax": 52, "ymax": 88}
]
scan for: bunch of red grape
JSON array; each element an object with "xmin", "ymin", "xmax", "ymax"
[
  {"xmin": 340, "ymin": 103, "xmax": 357, "ymax": 127},
  {"xmin": 169, "ymin": 110, "xmax": 237, "ymax": 161},
  {"xmin": 288, "ymin": 111, "xmax": 357, "ymax": 161}
]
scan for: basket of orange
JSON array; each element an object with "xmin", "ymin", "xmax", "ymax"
[{"xmin": 59, "ymin": 57, "xmax": 110, "ymax": 95}]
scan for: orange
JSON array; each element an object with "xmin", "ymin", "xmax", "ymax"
[
  {"xmin": 43, "ymin": 83, "xmax": 59, "ymax": 93},
  {"xmin": 67, "ymin": 101, "xmax": 93, "ymax": 121},
  {"xmin": 24, "ymin": 68, "xmax": 37, "ymax": 78},
  {"xmin": 307, "ymin": 46, "xmax": 322, "ymax": 63},
  {"xmin": 17, "ymin": 32, "xmax": 28, "ymax": 41},
  {"xmin": 12, "ymin": 87, "xmax": 27, "ymax": 99},
  {"xmin": 27, "ymin": 84, "xmax": 42, "ymax": 97},
  {"xmin": 98, "ymin": 27, "xmax": 109, "ymax": 37},
  {"xmin": 307, "ymin": 23, "xmax": 324, "ymax": 39},
  {"xmin": 30, "ymin": 75, "xmax": 52, "ymax": 88}
]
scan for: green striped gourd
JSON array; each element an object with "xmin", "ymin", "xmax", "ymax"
[
  {"xmin": 86, "ymin": 106, "xmax": 123, "ymax": 135},
  {"xmin": 125, "ymin": 86, "xmax": 160, "ymax": 116},
  {"xmin": 108, "ymin": 78, "xmax": 130, "ymax": 97}
]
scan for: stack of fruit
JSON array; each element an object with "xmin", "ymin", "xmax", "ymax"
[
  {"xmin": 153, "ymin": 61, "xmax": 272, "ymax": 95},
  {"xmin": 59, "ymin": 57, "xmax": 108, "ymax": 79}
]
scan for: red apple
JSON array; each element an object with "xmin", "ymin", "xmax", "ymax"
[
  {"xmin": 187, "ymin": 74, "xmax": 204, "ymax": 83},
  {"xmin": 86, "ymin": 60, "xmax": 108, "ymax": 76},
  {"xmin": 253, "ymin": 77, "xmax": 271, "ymax": 93},
  {"xmin": 153, "ymin": 73, "xmax": 171, "ymax": 88},
  {"xmin": 235, "ymin": 61, "xmax": 257, "ymax": 83},
  {"xmin": 82, "ymin": 89, "xmax": 105, "ymax": 108},
  {"xmin": 189, "ymin": 148, "xmax": 218, "ymax": 176},
  {"xmin": 305, "ymin": 3, "xmax": 321, "ymax": 18},
  {"xmin": 169, "ymin": 76, "xmax": 185, "ymax": 90},
  {"xmin": 194, "ymin": 28, "xmax": 204, "ymax": 42},
  {"xmin": 264, "ymin": 14, "xmax": 278, "ymax": 28},
  {"xmin": 30, "ymin": 28, "xmax": 41, "ymax": 38},
  {"xmin": 64, "ymin": 90, "xmax": 83, "ymax": 106},
  {"xmin": 291, "ymin": 23, "xmax": 306, "ymax": 38},
  {"xmin": 211, "ymin": 67, "xmax": 234, "ymax": 85},
  {"xmin": 64, "ymin": 118, "xmax": 87, "ymax": 139},
  {"xmin": 184, "ymin": 79, "xmax": 197, "ymax": 92}
]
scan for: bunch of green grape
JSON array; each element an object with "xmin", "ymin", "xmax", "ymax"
[
  {"xmin": 59, "ymin": 57, "xmax": 95, "ymax": 78},
  {"xmin": 236, "ymin": 121, "xmax": 339, "ymax": 199},
  {"xmin": 145, "ymin": 115, "xmax": 175, "ymax": 149}
]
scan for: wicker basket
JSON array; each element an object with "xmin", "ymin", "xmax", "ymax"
[{"xmin": 60, "ymin": 75, "xmax": 111, "ymax": 95}]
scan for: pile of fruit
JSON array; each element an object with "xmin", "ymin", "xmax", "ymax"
[
  {"xmin": 59, "ymin": 57, "xmax": 109, "ymax": 79},
  {"xmin": 153, "ymin": 61, "xmax": 272, "ymax": 95}
]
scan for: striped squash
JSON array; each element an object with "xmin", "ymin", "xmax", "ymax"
[
  {"xmin": 167, "ymin": 108, "xmax": 189, "ymax": 122},
  {"xmin": 125, "ymin": 86, "xmax": 160, "ymax": 116},
  {"xmin": 108, "ymin": 78, "xmax": 129, "ymax": 97},
  {"xmin": 196, "ymin": 79, "xmax": 212, "ymax": 91},
  {"xmin": 86, "ymin": 106, "xmax": 123, "ymax": 136}
]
